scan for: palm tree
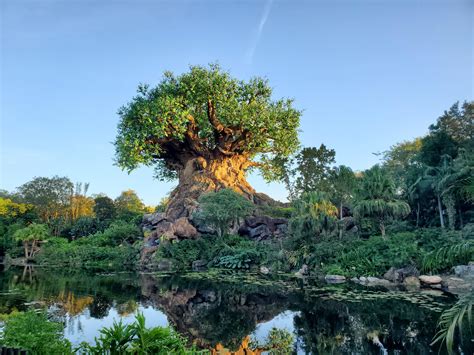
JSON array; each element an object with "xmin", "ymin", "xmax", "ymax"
[
  {"xmin": 354, "ymin": 166, "xmax": 410, "ymax": 238},
  {"xmin": 13, "ymin": 223, "xmax": 50, "ymax": 260},
  {"xmin": 330, "ymin": 165, "xmax": 356, "ymax": 238}
]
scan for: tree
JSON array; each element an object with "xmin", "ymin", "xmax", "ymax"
[
  {"xmin": 114, "ymin": 64, "xmax": 301, "ymax": 220},
  {"xmin": 429, "ymin": 101, "xmax": 474, "ymax": 145},
  {"xmin": 354, "ymin": 166, "xmax": 410, "ymax": 238},
  {"xmin": 17, "ymin": 176, "xmax": 74, "ymax": 222},
  {"xmin": 70, "ymin": 183, "xmax": 95, "ymax": 221},
  {"xmin": 115, "ymin": 190, "xmax": 145, "ymax": 213},
  {"xmin": 193, "ymin": 189, "xmax": 254, "ymax": 237},
  {"xmin": 293, "ymin": 145, "xmax": 336, "ymax": 196},
  {"xmin": 329, "ymin": 165, "xmax": 356, "ymax": 238},
  {"xmin": 13, "ymin": 223, "xmax": 50, "ymax": 259},
  {"xmin": 93, "ymin": 195, "xmax": 117, "ymax": 221},
  {"xmin": 0, "ymin": 198, "xmax": 32, "ymax": 219}
]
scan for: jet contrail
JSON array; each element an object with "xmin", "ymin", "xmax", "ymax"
[{"xmin": 246, "ymin": 0, "xmax": 274, "ymax": 64}]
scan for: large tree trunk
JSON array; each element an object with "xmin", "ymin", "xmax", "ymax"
[{"xmin": 165, "ymin": 155, "xmax": 275, "ymax": 221}]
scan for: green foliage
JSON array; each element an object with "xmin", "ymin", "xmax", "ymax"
[
  {"xmin": 422, "ymin": 240, "xmax": 474, "ymax": 273},
  {"xmin": 69, "ymin": 216, "xmax": 102, "ymax": 239},
  {"xmin": 194, "ymin": 189, "xmax": 254, "ymax": 237},
  {"xmin": 17, "ymin": 176, "xmax": 74, "ymax": 223},
  {"xmin": 0, "ymin": 310, "xmax": 73, "ymax": 354},
  {"xmin": 36, "ymin": 222, "xmax": 141, "ymax": 270},
  {"xmin": 13, "ymin": 223, "xmax": 50, "ymax": 243},
  {"xmin": 114, "ymin": 64, "xmax": 301, "ymax": 182},
  {"xmin": 157, "ymin": 234, "xmax": 268, "ymax": 270},
  {"xmin": 79, "ymin": 313, "xmax": 205, "ymax": 354},
  {"xmin": 264, "ymin": 328, "xmax": 295, "ymax": 354},
  {"xmin": 93, "ymin": 195, "xmax": 117, "ymax": 222},
  {"xmin": 286, "ymin": 192, "xmax": 338, "ymax": 266},
  {"xmin": 432, "ymin": 290, "xmax": 474, "ymax": 354},
  {"xmin": 354, "ymin": 165, "xmax": 410, "ymax": 237}
]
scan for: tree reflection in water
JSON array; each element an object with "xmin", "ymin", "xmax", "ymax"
[{"xmin": 0, "ymin": 267, "xmax": 471, "ymax": 354}]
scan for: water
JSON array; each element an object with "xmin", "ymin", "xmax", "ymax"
[{"xmin": 0, "ymin": 266, "xmax": 463, "ymax": 354}]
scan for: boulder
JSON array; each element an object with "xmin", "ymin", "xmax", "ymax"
[
  {"xmin": 453, "ymin": 265, "xmax": 474, "ymax": 278},
  {"xmin": 259, "ymin": 266, "xmax": 270, "ymax": 275},
  {"xmin": 403, "ymin": 276, "xmax": 420, "ymax": 289},
  {"xmin": 173, "ymin": 217, "xmax": 198, "ymax": 239},
  {"xmin": 325, "ymin": 275, "xmax": 346, "ymax": 283},
  {"xmin": 383, "ymin": 265, "xmax": 419, "ymax": 283},
  {"xmin": 419, "ymin": 275, "xmax": 442, "ymax": 285},
  {"xmin": 192, "ymin": 260, "xmax": 208, "ymax": 271},
  {"xmin": 239, "ymin": 216, "xmax": 288, "ymax": 240},
  {"xmin": 295, "ymin": 264, "xmax": 309, "ymax": 278}
]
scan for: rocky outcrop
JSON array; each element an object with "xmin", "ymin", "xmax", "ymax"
[
  {"xmin": 142, "ymin": 212, "xmax": 198, "ymax": 245},
  {"xmin": 238, "ymin": 216, "xmax": 288, "ymax": 241},
  {"xmin": 325, "ymin": 275, "xmax": 346, "ymax": 283}
]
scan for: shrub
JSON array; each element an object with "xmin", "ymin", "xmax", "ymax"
[
  {"xmin": 0, "ymin": 311, "xmax": 72, "ymax": 354},
  {"xmin": 193, "ymin": 189, "xmax": 254, "ymax": 237},
  {"xmin": 79, "ymin": 313, "xmax": 204, "ymax": 354},
  {"xmin": 69, "ymin": 217, "xmax": 101, "ymax": 239},
  {"xmin": 156, "ymin": 234, "xmax": 269, "ymax": 270}
]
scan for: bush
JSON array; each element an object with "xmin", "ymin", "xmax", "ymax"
[
  {"xmin": 79, "ymin": 313, "xmax": 203, "ymax": 354},
  {"xmin": 69, "ymin": 217, "xmax": 102, "ymax": 239},
  {"xmin": 156, "ymin": 234, "xmax": 270, "ymax": 270},
  {"xmin": 0, "ymin": 311, "xmax": 72, "ymax": 354},
  {"xmin": 193, "ymin": 189, "xmax": 254, "ymax": 237},
  {"xmin": 76, "ymin": 221, "xmax": 142, "ymax": 247}
]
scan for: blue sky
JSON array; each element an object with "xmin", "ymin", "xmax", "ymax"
[{"xmin": 1, "ymin": 0, "xmax": 472, "ymax": 205}]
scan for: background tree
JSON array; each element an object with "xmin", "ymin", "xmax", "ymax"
[
  {"xmin": 17, "ymin": 176, "xmax": 74, "ymax": 222},
  {"xmin": 293, "ymin": 145, "xmax": 336, "ymax": 196},
  {"xmin": 193, "ymin": 189, "xmax": 254, "ymax": 237},
  {"xmin": 354, "ymin": 166, "xmax": 410, "ymax": 238},
  {"xmin": 13, "ymin": 223, "xmax": 50, "ymax": 259},
  {"xmin": 114, "ymin": 64, "xmax": 301, "ymax": 220},
  {"xmin": 115, "ymin": 190, "xmax": 146, "ymax": 222},
  {"xmin": 329, "ymin": 165, "xmax": 357, "ymax": 238},
  {"xmin": 93, "ymin": 195, "xmax": 117, "ymax": 222},
  {"xmin": 70, "ymin": 182, "xmax": 95, "ymax": 221}
]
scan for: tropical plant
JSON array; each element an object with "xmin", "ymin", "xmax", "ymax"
[
  {"xmin": 432, "ymin": 290, "xmax": 474, "ymax": 354},
  {"xmin": 13, "ymin": 223, "xmax": 50, "ymax": 259},
  {"xmin": 0, "ymin": 311, "xmax": 73, "ymax": 354},
  {"xmin": 354, "ymin": 166, "xmax": 410, "ymax": 237}
]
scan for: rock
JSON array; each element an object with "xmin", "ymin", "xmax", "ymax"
[
  {"xmin": 384, "ymin": 265, "xmax": 419, "ymax": 283},
  {"xmin": 419, "ymin": 275, "xmax": 442, "ymax": 285},
  {"xmin": 453, "ymin": 265, "xmax": 474, "ymax": 278},
  {"xmin": 153, "ymin": 221, "xmax": 175, "ymax": 239},
  {"xmin": 403, "ymin": 276, "xmax": 420, "ymax": 288},
  {"xmin": 239, "ymin": 216, "xmax": 288, "ymax": 240},
  {"xmin": 325, "ymin": 275, "xmax": 346, "ymax": 283},
  {"xmin": 173, "ymin": 217, "xmax": 198, "ymax": 239},
  {"xmin": 249, "ymin": 224, "xmax": 272, "ymax": 240},
  {"xmin": 192, "ymin": 260, "xmax": 208, "ymax": 271},
  {"xmin": 350, "ymin": 277, "xmax": 359, "ymax": 283},
  {"xmin": 295, "ymin": 264, "xmax": 309, "ymax": 278},
  {"xmin": 359, "ymin": 276, "xmax": 368, "ymax": 283},
  {"xmin": 156, "ymin": 258, "xmax": 174, "ymax": 272},
  {"xmin": 259, "ymin": 266, "xmax": 270, "ymax": 275},
  {"xmin": 383, "ymin": 267, "xmax": 398, "ymax": 282},
  {"xmin": 444, "ymin": 277, "xmax": 473, "ymax": 294},
  {"xmin": 366, "ymin": 277, "xmax": 392, "ymax": 286}
]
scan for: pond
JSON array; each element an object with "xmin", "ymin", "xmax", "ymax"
[{"xmin": 0, "ymin": 266, "xmax": 466, "ymax": 354}]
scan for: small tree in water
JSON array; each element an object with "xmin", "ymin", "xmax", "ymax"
[{"xmin": 194, "ymin": 189, "xmax": 254, "ymax": 237}]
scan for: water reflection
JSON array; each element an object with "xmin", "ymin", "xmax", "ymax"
[{"xmin": 0, "ymin": 267, "xmax": 468, "ymax": 354}]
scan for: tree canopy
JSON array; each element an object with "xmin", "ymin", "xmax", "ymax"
[{"xmin": 114, "ymin": 64, "xmax": 301, "ymax": 182}]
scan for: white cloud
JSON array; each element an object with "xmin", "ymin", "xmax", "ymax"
[{"xmin": 246, "ymin": 0, "xmax": 274, "ymax": 64}]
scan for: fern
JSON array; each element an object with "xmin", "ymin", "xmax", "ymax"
[{"xmin": 422, "ymin": 240, "xmax": 474, "ymax": 273}]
